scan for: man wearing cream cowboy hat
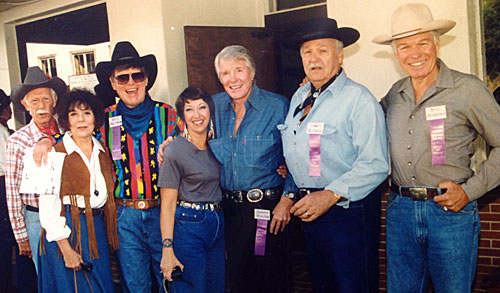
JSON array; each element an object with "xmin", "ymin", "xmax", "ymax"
[{"xmin": 373, "ymin": 3, "xmax": 500, "ymax": 292}]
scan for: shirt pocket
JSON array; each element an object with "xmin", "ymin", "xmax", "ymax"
[{"xmin": 243, "ymin": 135, "xmax": 278, "ymax": 168}]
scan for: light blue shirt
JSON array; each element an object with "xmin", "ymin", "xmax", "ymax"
[{"xmin": 280, "ymin": 70, "xmax": 389, "ymax": 203}]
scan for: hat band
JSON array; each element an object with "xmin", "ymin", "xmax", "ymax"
[{"xmin": 392, "ymin": 28, "xmax": 423, "ymax": 38}]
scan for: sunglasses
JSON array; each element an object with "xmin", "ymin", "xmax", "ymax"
[{"xmin": 113, "ymin": 72, "xmax": 147, "ymax": 85}]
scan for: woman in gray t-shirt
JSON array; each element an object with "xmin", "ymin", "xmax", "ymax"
[{"xmin": 158, "ymin": 87, "xmax": 225, "ymax": 292}]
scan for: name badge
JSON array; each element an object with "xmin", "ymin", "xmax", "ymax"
[
  {"xmin": 254, "ymin": 209, "xmax": 271, "ymax": 221},
  {"xmin": 425, "ymin": 105, "xmax": 446, "ymax": 121},
  {"xmin": 425, "ymin": 106, "xmax": 446, "ymax": 165},
  {"xmin": 306, "ymin": 122, "xmax": 324, "ymax": 135},
  {"xmin": 109, "ymin": 115, "xmax": 123, "ymax": 128}
]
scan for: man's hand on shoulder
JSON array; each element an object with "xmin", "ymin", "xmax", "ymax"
[
  {"xmin": 290, "ymin": 190, "xmax": 338, "ymax": 222},
  {"xmin": 434, "ymin": 181, "xmax": 470, "ymax": 212},
  {"xmin": 157, "ymin": 136, "xmax": 174, "ymax": 165},
  {"xmin": 33, "ymin": 137, "xmax": 53, "ymax": 167}
]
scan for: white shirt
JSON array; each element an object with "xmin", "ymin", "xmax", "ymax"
[{"xmin": 39, "ymin": 133, "xmax": 108, "ymax": 242}]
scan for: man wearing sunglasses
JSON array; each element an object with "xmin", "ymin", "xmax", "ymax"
[
  {"xmin": 35, "ymin": 41, "xmax": 182, "ymax": 292},
  {"xmin": 96, "ymin": 41, "xmax": 182, "ymax": 292}
]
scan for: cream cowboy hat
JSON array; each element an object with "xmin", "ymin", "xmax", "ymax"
[{"xmin": 372, "ymin": 3, "xmax": 456, "ymax": 45}]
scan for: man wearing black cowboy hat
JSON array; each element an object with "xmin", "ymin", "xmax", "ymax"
[
  {"xmin": 280, "ymin": 17, "xmax": 389, "ymax": 292},
  {"xmin": 5, "ymin": 66, "xmax": 66, "ymax": 273},
  {"xmin": 94, "ymin": 41, "xmax": 181, "ymax": 292},
  {"xmin": 36, "ymin": 41, "xmax": 182, "ymax": 292}
]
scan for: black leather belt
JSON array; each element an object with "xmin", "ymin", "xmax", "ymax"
[
  {"xmin": 298, "ymin": 188, "xmax": 348, "ymax": 202},
  {"xmin": 223, "ymin": 187, "xmax": 282, "ymax": 203},
  {"xmin": 25, "ymin": 205, "xmax": 39, "ymax": 213},
  {"xmin": 64, "ymin": 205, "xmax": 103, "ymax": 216},
  {"xmin": 391, "ymin": 184, "xmax": 447, "ymax": 201}
]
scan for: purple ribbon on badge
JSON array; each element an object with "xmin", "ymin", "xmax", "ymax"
[
  {"xmin": 111, "ymin": 126, "xmax": 121, "ymax": 161},
  {"xmin": 309, "ymin": 134, "xmax": 321, "ymax": 176},
  {"xmin": 429, "ymin": 119, "xmax": 445, "ymax": 165},
  {"xmin": 254, "ymin": 219, "xmax": 267, "ymax": 256}
]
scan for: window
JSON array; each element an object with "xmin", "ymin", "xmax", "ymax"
[
  {"xmin": 39, "ymin": 56, "xmax": 57, "ymax": 78},
  {"xmin": 73, "ymin": 51, "xmax": 96, "ymax": 75}
]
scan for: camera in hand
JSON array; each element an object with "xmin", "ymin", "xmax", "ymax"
[{"xmin": 81, "ymin": 262, "xmax": 93, "ymax": 272}]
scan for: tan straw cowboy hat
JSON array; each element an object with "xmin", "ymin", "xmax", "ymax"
[{"xmin": 372, "ymin": 3, "xmax": 456, "ymax": 45}]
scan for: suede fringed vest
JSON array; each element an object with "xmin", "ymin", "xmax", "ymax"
[{"xmin": 41, "ymin": 141, "xmax": 119, "ymax": 259}]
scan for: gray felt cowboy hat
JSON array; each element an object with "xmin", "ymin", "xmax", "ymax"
[
  {"xmin": 10, "ymin": 66, "xmax": 67, "ymax": 107},
  {"xmin": 373, "ymin": 3, "xmax": 456, "ymax": 45},
  {"xmin": 95, "ymin": 41, "xmax": 157, "ymax": 91},
  {"xmin": 284, "ymin": 17, "xmax": 360, "ymax": 48}
]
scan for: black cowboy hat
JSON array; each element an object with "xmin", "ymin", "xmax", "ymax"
[
  {"xmin": 95, "ymin": 41, "xmax": 157, "ymax": 91},
  {"xmin": 10, "ymin": 66, "xmax": 67, "ymax": 108},
  {"xmin": 0, "ymin": 89, "xmax": 10, "ymax": 113},
  {"xmin": 284, "ymin": 17, "xmax": 360, "ymax": 48}
]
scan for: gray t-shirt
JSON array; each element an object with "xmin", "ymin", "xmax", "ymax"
[{"xmin": 158, "ymin": 136, "xmax": 222, "ymax": 203}]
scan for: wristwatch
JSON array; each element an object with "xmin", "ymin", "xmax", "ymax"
[{"xmin": 281, "ymin": 191, "xmax": 297, "ymax": 202}]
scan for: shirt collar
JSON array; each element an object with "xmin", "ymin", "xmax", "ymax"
[
  {"xmin": 397, "ymin": 59, "xmax": 455, "ymax": 94},
  {"xmin": 63, "ymin": 132, "xmax": 105, "ymax": 155},
  {"xmin": 222, "ymin": 83, "xmax": 264, "ymax": 113}
]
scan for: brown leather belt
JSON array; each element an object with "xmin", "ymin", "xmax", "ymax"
[
  {"xmin": 390, "ymin": 184, "xmax": 447, "ymax": 201},
  {"xmin": 115, "ymin": 198, "xmax": 160, "ymax": 210},
  {"xmin": 64, "ymin": 205, "xmax": 102, "ymax": 216}
]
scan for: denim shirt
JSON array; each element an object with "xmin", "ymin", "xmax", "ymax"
[
  {"xmin": 280, "ymin": 70, "xmax": 389, "ymax": 203},
  {"xmin": 209, "ymin": 84, "xmax": 295, "ymax": 191}
]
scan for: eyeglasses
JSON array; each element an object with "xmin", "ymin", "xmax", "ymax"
[{"xmin": 112, "ymin": 72, "xmax": 146, "ymax": 85}]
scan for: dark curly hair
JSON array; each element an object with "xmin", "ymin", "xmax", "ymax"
[
  {"xmin": 56, "ymin": 89, "xmax": 104, "ymax": 132},
  {"xmin": 175, "ymin": 87, "xmax": 215, "ymax": 123}
]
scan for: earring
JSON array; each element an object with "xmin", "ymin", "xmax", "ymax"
[
  {"xmin": 183, "ymin": 127, "xmax": 191, "ymax": 141},
  {"xmin": 208, "ymin": 119, "xmax": 215, "ymax": 139}
]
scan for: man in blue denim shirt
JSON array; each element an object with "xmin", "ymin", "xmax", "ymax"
[
  {"xmin": 208, "ymin": 45, "xmax": 296, "ymax": 293},
  {"xmin": 281, "ymin": 18, "xmax": 389, "ymax": 292}
]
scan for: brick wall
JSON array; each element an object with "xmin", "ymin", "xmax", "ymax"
[{"xmin": 378, "ymin": 184, "xmax": 500, "ymax": 292}]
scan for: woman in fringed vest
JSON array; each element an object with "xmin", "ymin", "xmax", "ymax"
[{"xmin": 38, "ymin": 90, "xmax": 119, "ymax": 293}]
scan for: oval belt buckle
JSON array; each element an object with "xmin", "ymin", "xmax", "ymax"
[
  {"xmin": 246, "ymin": 189, "xmax": 263, "ymax": 203},
  {"xmin": 136, "ymin": 201, "xmax": 147, "ymax": 209}
]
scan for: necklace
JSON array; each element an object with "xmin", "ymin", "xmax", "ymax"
[{"xmin": 90, "ymin": 156, "xmax": 99, "ymax": 196}]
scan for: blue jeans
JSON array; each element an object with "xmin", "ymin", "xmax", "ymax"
[
  {"xmin": 25, "ymin": 207, "xmax": 41, "ymax": 273},
  {"xmin": 116, "ymin": 206, "xmax": 164, "ymax": 293},
  {"xmin": 386, "ymin": 192, "xmax": 480, "ymax": 292},
  {"xmin": 302, "ymin": 188, "xmax": 381, "ymax": 293},
  {"xmin": 169, "ymin": 206, "xmax": 225, "ymax": 293}
]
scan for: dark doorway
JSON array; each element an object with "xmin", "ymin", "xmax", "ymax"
[
  {"xmin": 15, "ymin": 3, "xmax": 109, "ymax": 80},
  {"xmin": 184, "ymin": 4, "xmax": 327, "ymax": 99}
]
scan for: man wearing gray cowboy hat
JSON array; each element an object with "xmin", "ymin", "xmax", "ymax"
[
  {"xmin": 93, "ymin": 41, "xmax": 181, "ymax": 292},
  {"xmin": 5, "ymin": 66, "xmax": 66, "ymax": 272},
  {"xmin": 281, "ymin": 17, "xmax": 389, "ymax": 292},
  {"xmin": 373, "ymin": 3, "xmax": 500, "ymax": 292}
]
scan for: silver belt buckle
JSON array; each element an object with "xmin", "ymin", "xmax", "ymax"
[
  {"xmin": 136, "ymin": 200, "xmax": 147, "ymax": 209},
  {"xmin": 246, "ymin": 188, "xmax": 264, "ymax": 203},
  {"xmin": 408, "ymin": 187, "xmax": 428, "ymax": 201}
]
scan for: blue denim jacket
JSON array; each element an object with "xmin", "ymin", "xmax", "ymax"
[{"xmin": 209, "ymin": 84, "xmax": 296, "ymax": 192}]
